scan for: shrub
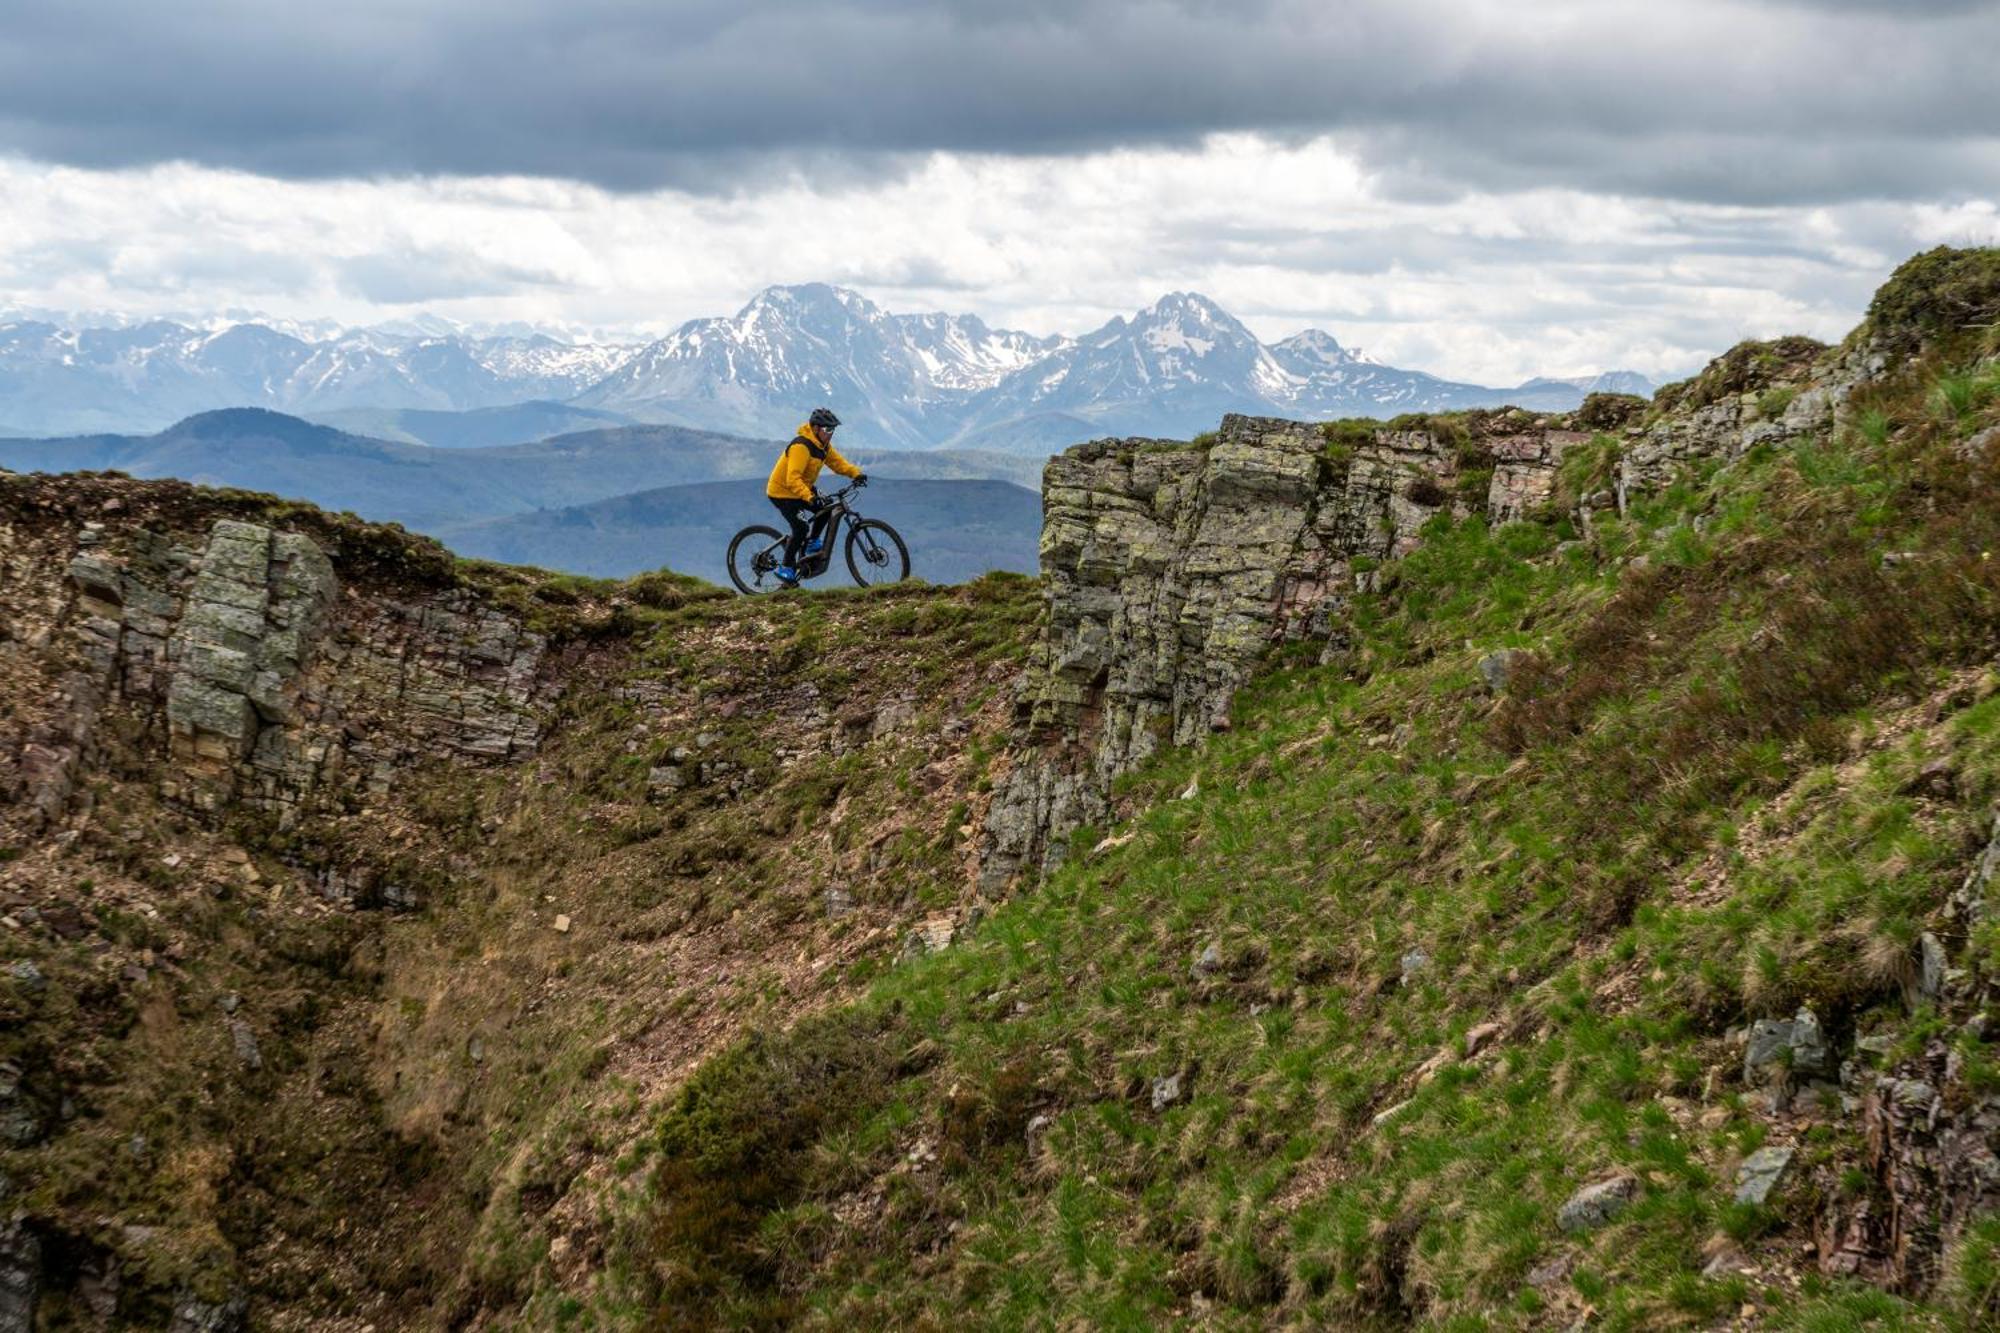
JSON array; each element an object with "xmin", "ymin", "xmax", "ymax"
[
  {"xmin": 1865, "ymin": 245, "xmax": 2000, "ymax": 352},
  {"xmin": 1576, "ymin": 392, "xmax": 1649, "ymax": 431},
  {"xmin": 644, "ymin": 1008, "xmax": 908, "ymax": 1308}
]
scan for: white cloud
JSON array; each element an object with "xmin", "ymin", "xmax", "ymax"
[{"xmin": 1, "ymin": 139, "xmax": 1994, "ymax": 386}]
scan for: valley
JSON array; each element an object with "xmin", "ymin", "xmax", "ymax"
[
  {"xmin": 1, "ymin": 247, "xmax": 1998, "ymax": 1329},
  {"xmin": 0, "ymin": 411, "xmax": 1047, "ymax": 585}
]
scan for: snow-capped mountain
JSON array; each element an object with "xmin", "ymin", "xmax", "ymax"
[
  {"xmin": 0, "ymin": 318, "xmax": 638, "ymax": 437},
  {"xmin": 576, "ymin": 284, "xmax": 1066, "ymax": 447},
  {"xmin": 947, "ymin": 292, "xmax": 1282, "ymax": 450},
  {"xmin": 578, "ymin": 286, "xmax": 1657, "ymax": 452},
  {"xmin": 0, "ymin": 287, "xmax": 1656, "ymax": 450}
]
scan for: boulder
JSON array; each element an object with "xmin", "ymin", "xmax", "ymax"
[
  {"xmin": 1744, "ymin": 1007, "xmax": 1831, "ymax": 1084},
  {"xmin": 1915, "ymin": 932, "xmax": 1948, "ymax": 1008},
  {"xmin": 1557, "ymin": 1174, "xmax": 1637, "ymax": 1233},
  {"xmin": 903, "ymin": 915, "xmax": 957, "ymax": 959},
  {"xmin": 228, "ymin": 1018, "xmax": 262, "ymax": 1071},
  {"xmin": 0, "ymin": 1217, "xmax": 38, "ymax": 1333},
  {"xmin": 1733, "ymin": 1145, "xmax": 1795, "ymax": 1205},
  {"xmin": 168, "ymin": 1292, "xmax": 247, "ymax": 1333},
  {"xmin": 1478, "ymin": 649, "xmax": 1530, "ymax": 694}
]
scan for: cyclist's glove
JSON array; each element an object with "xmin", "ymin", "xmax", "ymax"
[{"xmin": 854, "ymin": 473, "xmax": 869, "ymax": 487}]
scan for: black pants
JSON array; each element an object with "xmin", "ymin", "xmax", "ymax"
[{"xmin": 770, "ymin": 496, "xmax": 828, "ymax": 567}]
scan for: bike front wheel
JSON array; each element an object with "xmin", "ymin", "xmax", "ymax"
[
  {"xmin": 727, "ymin": 524, "xmax": 789, "ymax": 595},
  {"xmin": 844, "ymin": 519, "xmax": 910, "ymax": 587}
]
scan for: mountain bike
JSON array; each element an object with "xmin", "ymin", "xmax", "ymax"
[{"xmin": 726, "ymin": 482, "xmax": 911, "ymax": 594}]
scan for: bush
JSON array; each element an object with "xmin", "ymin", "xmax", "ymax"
[
  {"xmin": 644, "ymin": 1007, "xmax": 908, "ymax": 1308},
  {"xmin": 1576, "ymin": 392, "xmax": 1649, "ymax": 431},
  {"xmin": 1865, "ymin": 246, "xmax": 2000, "ymax": 352}
]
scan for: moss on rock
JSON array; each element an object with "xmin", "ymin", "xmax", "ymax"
[{"xmin": 1864, "ymin": 245, "xmax": 2000, "ymax": 352}]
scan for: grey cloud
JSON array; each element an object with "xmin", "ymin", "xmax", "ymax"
[
  {"xmin": 337, "ymin": 249, "xmax": 569, "ymax": 305},
  {"xmin": 0, "ymin": 0, "xmax": 1994, "ymax": 204},
  {"xmin": 1750, "ymin": 1, "xmax": 1993, "ymax": 13}
]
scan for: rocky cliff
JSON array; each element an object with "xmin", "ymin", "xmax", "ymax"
[
  {"xmin": 18, "ymin": 484, "xmax": 557, "ymax": 835},
  {"xmin": 978, "ymin": 324, "xmax": 1906, "ymax": 891},
  {"xmin": 0, "ymin": 471, "xmax": 1039, "ymax": 1326},
  {"xmin": 5, "ymin": 247, "xmax": 2000, "ymax": 1329}
]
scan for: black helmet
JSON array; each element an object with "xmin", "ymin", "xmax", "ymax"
[{"xmin": 810, "ymin": 407, "xmax": 841, "ymax": 432}]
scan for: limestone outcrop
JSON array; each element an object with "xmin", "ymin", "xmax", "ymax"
[
  {"xmin": 981, "ymin": 331, "xmax": 1891, "ymax": 890},
  {"xmin": 4, "ymin": 480, "xmax": 558, "ymax": 844},
  {"xmin": 1616, "ymin": 336, "xmax": 1885, "ymax": 502},
  {"xmin": 980, "ymin": 411, "xmax": 1587, "ymax": 888}
]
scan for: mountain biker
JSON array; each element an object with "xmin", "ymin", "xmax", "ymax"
[{"xmin": 766, "ymin": 407, "xmax": 867, "ymax": 587}]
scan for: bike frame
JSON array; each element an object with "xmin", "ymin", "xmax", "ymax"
[
  {"xmin": 765, "ymin": 484, "xmax": 863, "ymax": 576},
  {"xmin": 792, "ymin": 488, "xmax": 864, "ymax": 572},
  {"xmin": 731, "ymin": 481, "xmax": 900, "ymax": 594},
  {"xmin": 798, "ymin": 504, "xmax": 848, "ymax": 577}
]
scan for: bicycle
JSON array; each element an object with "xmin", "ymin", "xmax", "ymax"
[{"xmin": 726, "ymin": 481, "xmax": 912, "ymax": 595}]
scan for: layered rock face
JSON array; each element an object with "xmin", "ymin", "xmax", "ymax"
[
  {"xmin": 5, "ymin": 478, "xmax": 556, "ymax": 858},
  {"xmin": 980, "ymin": 411, "xmax": 1589, "ymax": 888},
  {"xmin": 981, "ymin": 334, "xmax": 1889, "ymax": 890}
]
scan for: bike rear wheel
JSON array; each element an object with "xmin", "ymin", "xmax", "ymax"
[
  {"xmin": 727, "ymin": 524, "xmax": 789, "ymax": 594},
  {"xmin": 844, "ymin": 519, "xmax": 910, "ymax": 587}
]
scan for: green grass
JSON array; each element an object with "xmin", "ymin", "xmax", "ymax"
[{"xmin": 590, "ymin": 335, "xmax": 2000, "ymax": 1327}]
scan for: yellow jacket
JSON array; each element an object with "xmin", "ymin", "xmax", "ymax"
[{"xmin": 765, "ymin": 422, "xmax": 861, "ymax": 501}]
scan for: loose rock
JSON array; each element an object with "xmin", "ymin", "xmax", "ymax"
[
  {"xmin": 1744, "ymin": 1007, "xmax": 1831, "ymax": 1084},
  {"xmin": 1464, "ymin": 1021, "xmax": 1503, "ymax": 1057},
  {"xmin": 1733, "ymin": 1145, "xmax": 1795, "ymax": 1205},
  {"xmin": 1477, "ymin": 649, "xmax": 1530, "ymax": 694},
  {"xmin": 1558, "ymin": 1175, "xmax": 1637, "ymax": 1233},
  {"xmin": 228, "ymin": 1018, "xmax": 262, "ymax": 1071}
]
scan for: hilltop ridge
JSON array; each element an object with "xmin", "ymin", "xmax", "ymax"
[{"xmin": 1, "ymin": 247, "xmax": 1998, "ymax": 1327}]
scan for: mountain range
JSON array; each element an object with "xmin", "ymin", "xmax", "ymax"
[
  {"xmin": 1, "ymin": 288, "xmax": 1655, "ymax": 453},
  {"xmin": 0, "ymin": 408, "xmax": 1045, "ymax": 582}
]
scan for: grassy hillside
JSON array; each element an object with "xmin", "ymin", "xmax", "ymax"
[
  {"xmin": 0, "ymin": 468, "xmax": 1046, "ymax": 1324},
  {"xmin": 305, "ymin": 401, "xmax": 644, "ymax": 448},
  {"xmin": 0, "ymin": 410, "xmax": 766, "ymax": 526},
  {"xmin": 0, "ymin": 410, "xmax": 1047, "ymax": 584},
  {"xmin": 0, "ymin": 412, "xmax": 1047, "ymax": 530},
  {"xmin": 547, "ymin": 259, "xmax": 2000, "ymax": 1328}
]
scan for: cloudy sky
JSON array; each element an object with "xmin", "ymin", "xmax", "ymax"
[{"xmin": 1, "ymin": 0, "xmax": 1997, "ymax": 383}]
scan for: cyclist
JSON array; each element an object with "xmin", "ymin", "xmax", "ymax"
[{"xmin": 766, "ymin": 407, "xmax": 867, "ymax": 587}]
